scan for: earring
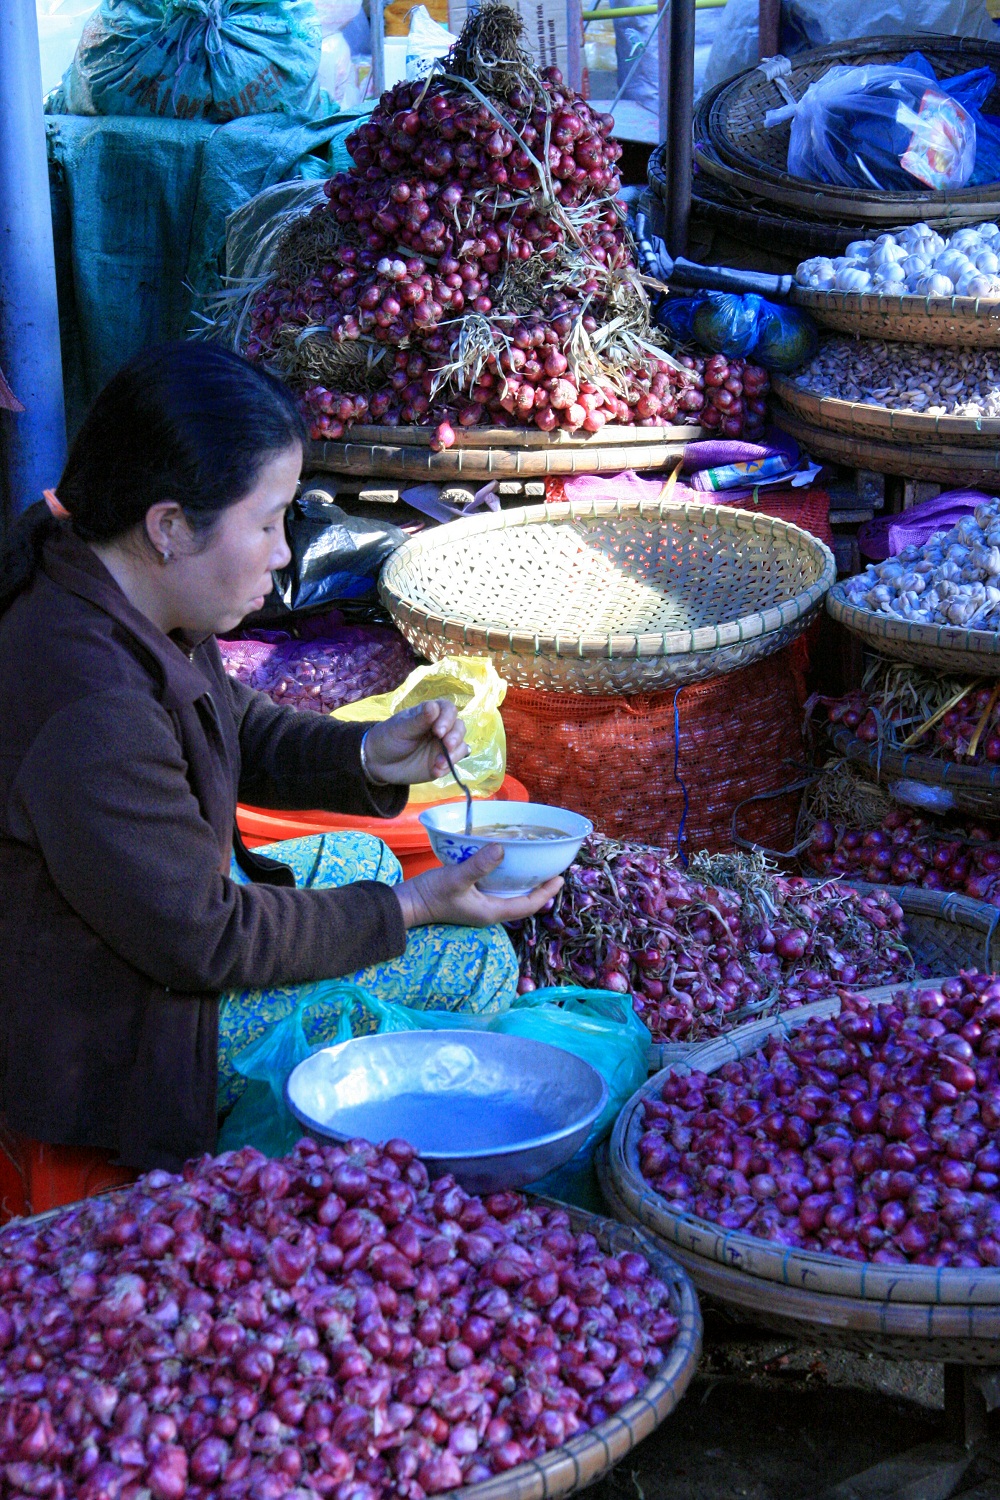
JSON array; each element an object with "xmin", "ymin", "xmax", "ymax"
[{"xmin": 159, "ymin": 550, "xmax": 172, "ymax": 565}]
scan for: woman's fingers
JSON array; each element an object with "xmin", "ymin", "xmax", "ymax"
[{"xmin": 479, "ymin": 876, "xmax": 564, "ymax": 923}]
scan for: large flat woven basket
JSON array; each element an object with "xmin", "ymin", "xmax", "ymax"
[
  {"xmin": 790, "ymin": 286, "xmax": 1000, "ymax": 347},
  {"xmin": 646, "ymin": 878, "xmax": 1000, "ymax": 1074},
  {"xmin": 772, "ymin": 376, "xmax": 1000, "ymax": 448},
  {"xmin": 828, "ymin": 579, "xmax": 1000, "ymax": 676},
  {"xmin": 379, "ymin": 498, "xmax": 835, "ymax": 695},
  {"xmin": 832, "ymin": 723, "xmax": 1000, "ymax": 819},
  {"xmin": 9, "ymin": 1193, "xmax": 703, "ymax": 1500},
  {"xmin": 778, "ymin": 405, "xmax": 1000, "ymax": 487},
  {"xmin": 308, "ymin": 423, "xmax": 698, "ymax": 484},
  {"xmin": 695, "ymin": 35, "xmax": 1000, "ymax": 226},
  {"xmin": 605, "ymin": 984, "xmax": 1000, "ymax": 1362}
]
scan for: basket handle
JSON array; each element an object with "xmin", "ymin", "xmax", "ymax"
[{"xmin": 731, "ymin": 768, "xmax": 821, "ymax": 862}]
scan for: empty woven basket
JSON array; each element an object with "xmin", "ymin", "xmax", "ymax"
[{"xmin": 379, "ymin": 499, "xmax": 836, "ymax": 694}]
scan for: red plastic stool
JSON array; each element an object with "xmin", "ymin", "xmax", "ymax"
[{"xmin": 0, "ymin": 1120, "xmax": 136, "ymax": 1222}]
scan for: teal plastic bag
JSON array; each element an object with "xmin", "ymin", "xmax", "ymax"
[
  {"xmin": 64, "ymin": 0, "xmax": 322, "ymax": 123},
  {"xmin": 217, "ymin": 979, "xmax": 371, "ymax": 1158},
  {"xmin": 356, "ymin": 987, "xmax": 651, "ymax": 1209}
]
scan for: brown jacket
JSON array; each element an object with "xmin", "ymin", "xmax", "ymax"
[{"xmin": 0, "ymin": 528, "xmax": 408, "ymax": 1170}]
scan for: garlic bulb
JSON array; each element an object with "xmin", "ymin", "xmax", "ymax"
[
  {"xmin": 844, "ymin": 498, "xmax": 1000, "ymax": 629},
  {"xmin": 835, "ymin": 265, "xmax": 873, "ymax": 293},
  {"xmin": 800, "ymin": 222, "xmax": 1000, "ymax": 297}
]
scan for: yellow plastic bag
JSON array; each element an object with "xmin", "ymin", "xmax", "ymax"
[{"xmin": 332, "ymin": 656, "xmax": 507, "ymax": 802}]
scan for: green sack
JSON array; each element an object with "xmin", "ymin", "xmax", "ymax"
[
  {"xmin": 355, "ymin": 986, "xmax": 651, "ymax": 1209},
  {"xmin": 217, "ymin": 979, "xmax": 372, "ymax": 1158}
]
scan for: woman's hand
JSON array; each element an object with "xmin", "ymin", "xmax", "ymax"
[
  {"xmin": 363, "ymin": 699, "xmax": 468, "ymax": 786},
  {"xmin": 396, "ymin": 845, "xmax": 563, "ymax": 930}
]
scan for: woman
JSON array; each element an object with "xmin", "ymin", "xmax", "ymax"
[{"xmin": 0, "ymin": 343, "xmax": 559, "ymax": 1172}]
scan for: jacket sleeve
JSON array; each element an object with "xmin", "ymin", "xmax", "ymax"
[
  {"xmin": 229, "ymin": 676, "xmax": 408, "ymax": 820},
  {"xmin": 7, "ymin": 689, "xmax": 407, "ymax": 994}
]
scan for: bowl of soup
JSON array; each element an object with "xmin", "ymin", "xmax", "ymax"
[{"xmin": 418, "ymin": 801, "xmax": 592, "ymax": 896}]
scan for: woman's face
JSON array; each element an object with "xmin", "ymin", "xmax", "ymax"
[{"xmin": 158, "ymin": 444, "xmax": 300, "ymax": 636}]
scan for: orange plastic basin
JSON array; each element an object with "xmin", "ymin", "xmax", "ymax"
[
  {"xmin": 0, "ymin": 1122, "xmax": 136, "ymax": 1223},
  {"xmin": 237, "ymin": 775, "xmax": 529, "ymax": 878}
]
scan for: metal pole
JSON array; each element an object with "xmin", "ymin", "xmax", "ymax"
[
  {"xmin": 371, "ymin": 0, "xmax": 385, "ymax": 102},
  {"xmin": 567, "ymin": 0, "xmax": 584, "ymax": 93},
  {"xmin": 666, "ymin": 0, "xmax": 695, "ymax": 257},
  {"xmin": 0, "ymin": 0, "xmax": 66, "ymax": 517}
]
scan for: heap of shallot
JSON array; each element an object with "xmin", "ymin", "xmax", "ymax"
[
  {"xmin": 507, "ymin": 836, "xmax": 914, "ymax": 1044},
  {"xmin": 238, "ymin": 3, "xmax": 765, "ymax": 446},
  {"xmin": 0, "ymin": 1136, "xmax": 679, "ymax": 1499},
  {"xmin": 639, "ymin": 975, "xmax": 1000, "ymax": 1268}
]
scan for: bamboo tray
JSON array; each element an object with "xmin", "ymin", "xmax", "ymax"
[
  {"xmin": 777, "ymin": 405, "xmax": 1000, "ymax": 488},
  {"xmin": 790, "ymin": 287, "xmax": 1000, "ymax": 348},
  {"xmin": 309, "ymin": 422, "xmax": 700, "ymax": 483},
  {"xmin": 380, "ymin": 497, "xmax": 835, "ymax": 695},
  {"xmin": 645, "ymin": 878, "xmax": 1000, "ymax": 1074},
  {"xmin": 695, "ymin": 36, "xmax": 1000, "ymax": 228},
  {"xmin": 7, "ymin": 1193, "xmax": 703, "ymax": 1500},
  {"xmin": 832, "ymin": 723, "xmax": 1000, "ymax": 820},
  {"xmin": 828, "ymin": 580, "xmax": 1000, "ymax": 677},
  {"xmin": 606, "ymin": 984, "xmax": 1000, "ymax": 1362},
  {"xmin": 772, "ymin": 376, "xmax": 1000, "ymax": 448}
]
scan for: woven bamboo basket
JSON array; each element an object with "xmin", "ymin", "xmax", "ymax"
[
  {"xmin": 827, "ymin": 580, "xmax": 1000, "ymax": 677},
  {"xmin": 777, "ymin": 405, "xmax": 1000, "ymax": 487},
  {"xmin": 695, "ymin": 35, "xmax": 1000, "ymax": 227},
  {"xmin": 772, "ymin": 376, "xmax": 1000, "ymax": 448},
  {"xmin": 308, "ymin": 423, "xmax": 698, "ymax": 483},
  {"xmin": 790, "ymin": 286, "xmax": 1000, "ymax": 347},
  {"xmin": 9, "ymin": 1193, "xmax": 703, "ymax": 1500},
  {"xmin": 645, "ymin": 878, "xmax": 1000, "ymax": 1074},
  {"xmin": 605, "ymin": 984, "xmax": 1000, "ymax": 1361},
  {"xmin": 379, "ymin": 498, "xmax": 835, "ymax": 695},
  {"xmin": 832, "ymin": 723, "xmax": 1000, "ymax": 819}
]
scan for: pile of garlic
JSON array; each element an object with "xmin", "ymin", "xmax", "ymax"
[
  {"xmin": 796, "ymin": 222, "xmax": 1000, "ymax": 298},
  {"xmin": 844, "ymin": 500, "xmax": 1000, "ymax": 630}
]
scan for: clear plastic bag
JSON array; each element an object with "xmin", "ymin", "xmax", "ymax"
[
  {"xmin": 355, "ymin": 987, "xmax": 651, "ymax": 1210},
  {"xmin": 781, "ymin": 63, "xmax": 976, "ymax": 191},
  {"xmin": 217, "ymin": 981, "xmax": 367, "ymax": 1158},
  {"xmin": 333, "ymin": 657, "xmax": 507, "ymax": 803}
]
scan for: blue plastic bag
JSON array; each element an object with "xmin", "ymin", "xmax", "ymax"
[
  {"xmin": 217, "ymin": 979, "xmax": 371, "ymax": 1158},
  {"xmin": 905, "ymin": 52, "xmax": 1000, "ymax": 187},
  {"xmin": 64, "ymin": 0, "xmax": 322, "ymax": 123},
  {"xmin": 356, "ymin": 987, "xmax": 651, "ymax": 1210},
  {"xmin": 656, "ymin": 292, "xmax": 818, "ymax": 372}
]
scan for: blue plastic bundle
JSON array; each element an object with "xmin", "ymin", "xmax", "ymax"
[{"xmin": 655, "ymin": 292, "xmax": 818, "ymax": 373}]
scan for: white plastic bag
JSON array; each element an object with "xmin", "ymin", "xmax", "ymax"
[
  {"xmin": 37, "ymin": 0, "xmax": 98, "ymax": 98},
  {"xmin": 703, "ymin": 0, "xmax": 996, "ymax": 96},
  {"xmin": 405, "ymin": 4, "xmax": 455, "ymax": 80},
  {"xmin": 781, "ymin": 63, "xmax": 976, "ymax": 192}
]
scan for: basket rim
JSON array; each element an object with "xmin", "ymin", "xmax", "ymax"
[
  {"xmin": 791, "ymin": 286, "xmax": 1000, "ymax": 322},
  {"xmin": 828, "ymin": 583, "xmax": 1000, "ymax": 661},
  {"xmin": 832, "ymin": 725, "xmax": 1000, "ymax": 793},
  {"xmin": 778, "ymin": 407, "xmax": 1000, "ymax": 483},
  {"xmin": 312, "ymin": 423, "xmax": 697, "ymax": 450},
  {"xmin": 609, "ymin": 977, "xmax": 1000, "ymax": 1306},
  {"xmin": 701, "ymin": 34, "xmax": 1000, "ymax": 208},
  {"xmin": 4, "ymin": 1191, "xmax": 703, "ymax": 1500},
  {"xmin": 772, "ymin": 375, "xmax": 1000, "ymax": 443},
  {"xmin": 379, "ymin": 498, "xmax": 836, "ymax": 662}
]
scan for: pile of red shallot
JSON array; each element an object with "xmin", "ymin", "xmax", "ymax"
[
  {"xmin": 0, "ymin": 1137, "xmax": 679, "ymax": 1499},
  {"xmin": 808, "ymin": 807, "xmax": 1000, "ymax": 907},
  {"xmin": 243, "ymin": 3, "xmax": 766, "ymax": 446},
  {"xmin": 638, "ymin": 974, "xmax": 1000, "ymax": 1268},
  {"xmin": 685, "ymin": 354, "xmax": 769, "ymax": 441},
  {"xmin": 817, "ymin": 683, "xmax": 1000, "ymax": 764},
  {"xmin": 507, "ymin": 836, "xmax": 913, "ymax": 1044},
  {"xmin": 220, "ymin": 630, "xmax": 416, "ymax": 715}
]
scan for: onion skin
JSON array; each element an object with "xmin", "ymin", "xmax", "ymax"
[
  {"xmin": 0, "ymin": 1138, "xmax": 678, "ymax": 1496},
  {"xmin": 639, "ymin": 974, "xmax": 1000, "ymax": 1267}
]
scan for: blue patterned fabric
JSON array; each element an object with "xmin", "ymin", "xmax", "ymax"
[{"xmin": 218, "ymin": 833, "xmax": 519, "ymax": 1111}]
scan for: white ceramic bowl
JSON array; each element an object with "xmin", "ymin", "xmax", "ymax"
[{"xmin": 418, "ymin": 800, "xmax": 592, "ymax": 897}]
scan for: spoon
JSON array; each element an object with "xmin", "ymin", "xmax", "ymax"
[{"xmin": 440, "ymin": 740, "xmax": 473, "ymax": 835}]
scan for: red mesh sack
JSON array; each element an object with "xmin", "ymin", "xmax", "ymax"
[{"xmin": 502, "ymin": 646, "xmax": 807, "ymax": 856}]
